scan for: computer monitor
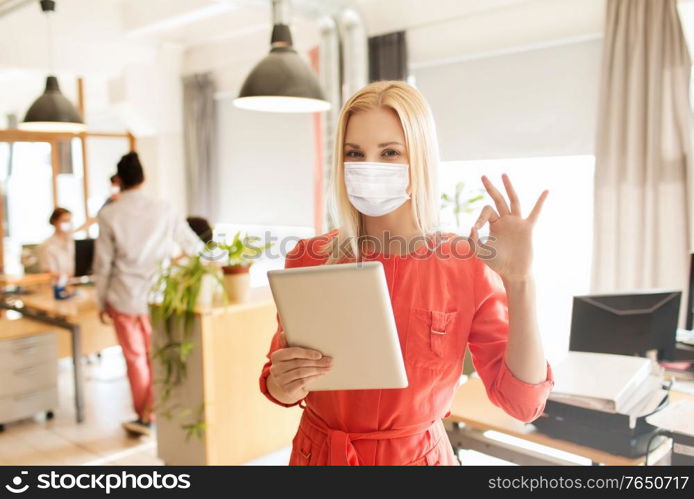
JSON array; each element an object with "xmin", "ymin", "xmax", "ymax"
[
  {"xmin": 74, "ymin": 239, "xmax": 95, "ymax": 277},
  {"xmin": 687, "ymin": 254, "xmax": 694, "ymax": 330},
  {"xmin": 569, "ymin": 290, "xmax": 681, "ymax": 361}
]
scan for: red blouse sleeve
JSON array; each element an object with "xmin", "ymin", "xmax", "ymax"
[
  {"xmin": 259, "ymin": 239, "xmax": 308, "ymax": 408},
  {"xmin": 466, "ymin": 257, "xmax": 555, "ymax": 423}
]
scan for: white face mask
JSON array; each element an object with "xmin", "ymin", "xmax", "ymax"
[
  {"xmin": 59, "ymin": 222, "xmax": 72, "ymax": 233},
  {"xmin": 344, "ymin": 162, "xmax": 410, "ymax": 217}
]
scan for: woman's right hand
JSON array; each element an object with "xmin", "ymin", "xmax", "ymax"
[{"xmin": 266, "ymin": 332, "xmax": 333, "ymax": 406}]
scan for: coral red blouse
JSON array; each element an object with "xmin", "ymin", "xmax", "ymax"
[{"xmin": 260, "ymin": 231, "xmax": 554, "ymax": 465}]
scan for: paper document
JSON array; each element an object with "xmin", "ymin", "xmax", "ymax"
[
  {"xmin": 646, "ymin": 400, "xmax": 694, "ymax": 437},
  {"xmin": 549, "ymin": 351, "xmax": 654, "ymax": 413},
  {"xmin": 676, "ymin": 328, "xmax": 694, "ymax": 346}
]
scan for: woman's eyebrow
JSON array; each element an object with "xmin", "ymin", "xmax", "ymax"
[{"xmin": 344, "ymin": 141, "xmax": 403, "ymax": 148}]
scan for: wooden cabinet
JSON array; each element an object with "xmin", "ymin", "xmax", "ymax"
[
  {"xmin": 153, "ymin": 291, "xmax": 302, "ymax": 465},
  {"xmin": 0, "ymin": 332, "xmax": 58, "ymax": 427}
]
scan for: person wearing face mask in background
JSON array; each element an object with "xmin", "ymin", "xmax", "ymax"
[
  {"xmin": 101, "ymin": 174, "xmax": 121, "ymax": 210},
  {"xmin": 260, "ymin": 81, "xmax": 555, "ymax": 466},
  {"xmin": 38, "ymin": 207, "xmax": 79, "ymax": 298},
  {"xmin": 63, "ymin": 175, "xmax": 125, "ymax": 240}
]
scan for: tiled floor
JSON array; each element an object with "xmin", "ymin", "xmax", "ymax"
[
  {"xmin": 0, "ymin": 348, "xmax": 304, "ymax": 466},
  {"xmin": 0, "ymin": 348, "xmax": 506, "ymax": 466},
  {"xmin": 0, "ymin": 348, "xmax": 163, "ymax": 466}
]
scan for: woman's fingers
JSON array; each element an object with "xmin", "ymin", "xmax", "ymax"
[
  {"xmin": 470, "ymin": 205, "xmax": 499, "ymax": 257},
  {"xmin": 527, "ymin": 190, "xmax": 549, "ymax": 225},
  {"xmin": 278, "ymin": 331, "xmax": 288, "ymax": 348},
  {"xmin": 468, "ymin": 225, "xmax": 479, "ymax": 249},
  {"xmin": 501, "ymin": 173, "xmax": 521, "ymax": 216},
  {"xmin": 270, "ymin": 356, "xmax": 333, "ymax": 377},
  {"xmin": 271, "ymin": 346, "xmax": 324, "ymax": 363},
  {"xmin": 481, "ymin": 175, "xmax": 510, "ymax": 216},
  {"xmin": 285, "ymin": 372, "xmax": 329, "ymax": 394},
  {"xmin": 473, "ymin": 205, "xmax": 500, "ymax": 230},
  {"xmin": 275, "ymin": 364, "xmax": 333, "ymax": 385}
]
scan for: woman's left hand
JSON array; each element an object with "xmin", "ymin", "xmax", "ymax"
[{"xmin": 469, "ymin": 174, "xmax": 548, "ymax": 281}]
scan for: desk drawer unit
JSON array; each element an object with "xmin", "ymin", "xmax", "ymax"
[{"xmin": 0, "ymin": 332, "xmax": 58, "ymax": 427}]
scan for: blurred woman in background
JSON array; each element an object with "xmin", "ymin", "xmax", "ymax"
[{"xmin": 38, "ymin": 207, "xmax": 76, "ymax": 280}]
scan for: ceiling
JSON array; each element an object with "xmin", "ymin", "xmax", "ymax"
[
  {"xmin": 0, "ymin": 0, "xmax": 331, "ymax": 76},
  {"xmin": 1, "ymin": 0, "xmax": 584, "ymax": 77}
]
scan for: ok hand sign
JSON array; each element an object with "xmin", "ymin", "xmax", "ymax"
[{"xmin": 469, "ymin": 174, "xmax": 548, "ymax": 281}]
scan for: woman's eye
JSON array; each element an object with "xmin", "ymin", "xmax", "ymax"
[
  {"xmin": 345, "ymin": 150, "xmax": 363, "ymax": 158},
  {"xmin": 382, "ymin": 149, "xmax": 401, "ymax": 158}
]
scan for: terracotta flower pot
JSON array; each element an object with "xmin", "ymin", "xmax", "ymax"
[{"xmin": 222, "ymin": 265, "xmax": 251, "ymax": 303}]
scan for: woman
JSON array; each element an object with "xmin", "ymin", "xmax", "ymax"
[
  {"xmin": 259, "ymin": 81, "xmax": 555, "ymax": 466},
  {"xmin": 38, "ymin": 207, "xmax": 76, "ymax": 280}
]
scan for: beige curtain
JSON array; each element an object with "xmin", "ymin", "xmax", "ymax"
[
  {"xmin": 182, "ymin": 73, "xmax": 218, "ymax": 219},
  {"xmin": 592, "ymin": 0, "xmax": 692, "ymax": 325}
]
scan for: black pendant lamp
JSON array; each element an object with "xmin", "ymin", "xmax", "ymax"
[
  {"xmin": 19, "ymin": 0, "xmax": 85, "ymax": 132},
  {"xmin": 233, "ymin": 0, "xmax": 330, "ymax": 113}
]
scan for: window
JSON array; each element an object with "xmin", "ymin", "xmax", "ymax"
[
  {"xmin": 1, "ymin": 142, "xmax": 55, "ymax": 274},
  {"xmin": 439, "ymin": 155, "xmax": 595, "ymax": 361}
]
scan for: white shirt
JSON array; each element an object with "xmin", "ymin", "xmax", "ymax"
[
  {"xmin": 93, "ymin": 189, "xmax": 202, "ymax": 315},
  {"xmin": 38, "ymin": 233, "xmax": 75, "ymax": 278}
]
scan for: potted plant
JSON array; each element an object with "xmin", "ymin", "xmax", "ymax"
[
  {"xmin": 149, "ymin": 254, "xmax": 224, "ymax": 439},
  {"xmin": 215, "ymin": 231, "xmax": 271, "ymax": 303},
  {"xmin": 440, "ymin": 181, "xmax": 485, "ymax": 229}
]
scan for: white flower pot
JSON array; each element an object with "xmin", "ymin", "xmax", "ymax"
[{"xmin": 222, "ymin": 268, "xmax": 251, "ymax": 303}]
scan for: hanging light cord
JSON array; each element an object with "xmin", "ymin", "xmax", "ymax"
[
  {"xmin": 45, "ymin": 8, "xmax": 55, "ymax": 74},
  {"xmin": 39, "ymin": 0, "xmax": 57, "ymax": 75}
]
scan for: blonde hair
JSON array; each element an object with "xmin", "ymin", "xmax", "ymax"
[{"xmin": 324, "ymin": 80, "xmax": 440, "ymax": 262}]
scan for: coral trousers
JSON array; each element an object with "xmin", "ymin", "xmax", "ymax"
[{"xmin": 107, "ymin": 304, "xmax": 154, "ymax": 422}]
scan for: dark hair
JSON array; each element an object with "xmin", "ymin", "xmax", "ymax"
[
  {"xmin": 110, "ymin": 174, "xmax": 120, "ymax": 184},
  {"xmin": 117, "ymin": 152, "xmax": 144, "ymax": 189},
  {"xmin": 186, "ymin": 216, "xmax": 213, "ymax": 244},
  {"xmin": 49, "ymin": 207, "xmax": 71, "ymax": 225}
]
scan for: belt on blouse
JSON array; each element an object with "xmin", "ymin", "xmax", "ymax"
[{"xmin": 301, "ymin": 407, "xmax": 437, "ymax": 466}]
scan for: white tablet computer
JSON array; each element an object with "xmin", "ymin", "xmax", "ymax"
[{"xmin": 267, "ymin": 261, "xmax": 408, "ymax": 391}]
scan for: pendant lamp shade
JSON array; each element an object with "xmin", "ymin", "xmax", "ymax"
[
  {"xmin": 20, "ymin": 1, "xmax": 86, "ymax": 132},
  {"xmin": 20, "ymin": 76, "xmax": 86, "ymax": 132},
  {"xmin": 234, "ymin": 24, "xmax": 330, "ymax": 113}
]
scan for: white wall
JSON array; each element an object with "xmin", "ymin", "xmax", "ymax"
[
  {"xmin": 215, "ymin": 97, "xmax": 315, "ymax": 226},
  {"xmin": 405, "ymin": 0, "xmax": 604, "ymax": 67},
  {"xmin": 182, "ymin": 15, "xmax": 321, "ymax": 229},
  {"xmin": 413, "ymin": 38, "xmax": 603, "ymax": 160},
  {"xmin": 112, "ymin": 44, "xmax": 188, "ymax": 216}
]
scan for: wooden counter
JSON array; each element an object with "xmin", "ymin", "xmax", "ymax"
[{"xmin": 153, "ymin": 287, "xmax": 302, "ymax": 465}]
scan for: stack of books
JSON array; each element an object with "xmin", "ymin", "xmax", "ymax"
[
  {"xmin": 534, "ymin": 351, "xmax": 670, "ymax": 457},
  {"xmin": 549, "ymin": 351, "xmax": 667, "ymax": 426}
]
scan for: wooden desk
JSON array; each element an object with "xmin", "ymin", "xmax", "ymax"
[
  {"xmin": 0, "ymin": 286, "xmax": 118, "ymax": 423},
  {"xmin": 446, "ymin": 377, "xmax": 688, "ymax": 465},
  {"xmin": 0, "ymin": 273, "xmax": 52, "ymax": 287},
  {"xmin": 9, "ymin": 287, "xmax": 118, "ymax": 357}
]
